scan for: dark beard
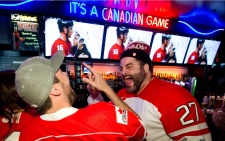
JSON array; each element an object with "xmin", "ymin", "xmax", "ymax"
[
  {"xmin": 123, "ymin": 67, "xmax": 146, "ymax": 94},
  {"xmin": 63, "ymin": 84, "xmax": 77, "ymax": 105}
]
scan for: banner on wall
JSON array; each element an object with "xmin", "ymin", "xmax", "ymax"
[
  {"xmin": 11, "ymin": 13, "xmax": 40, "ymax": 51},
  {"xmin": 69, "ymin": 1, "xmax": 171, "ymax": 30}
]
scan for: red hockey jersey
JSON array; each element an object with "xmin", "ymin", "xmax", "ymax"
[
  {"xmin": 19, "ymin": 102, "xmax": 146, "ymax": 141},
  {"xmin": 0, "ymin": 112, "xmax": 34, "ymax": 141},
  {"xmin": 51, "ymin": 38, "xmax": 72, "ymax": 57},
  {"xmin": 152, "ymin": 48, "xmax": 166, "ymax": 62},
  {"xmin": 118, "ymin": 77, "xmax": 211, "ymax": 141},
  {"xmin": 187, "ymin": 51, "xmax": 199, "ymax": 64},
  {"xmin": 108, "ymin": 43, "xmax": 124, "ymax": 60}
]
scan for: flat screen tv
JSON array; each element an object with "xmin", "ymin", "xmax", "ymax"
[
  {"xmin": 45, "ymin": 17, "xmax": 104, "ymax": 59},
  {"xmin": 11, "ymin": 13, "xmax": 40, "ymax": 51},
  {"xmin": 150, "ymin": 33, "xmax": 190, "ymax": 64},
  {"xmin": 103, "ymin": 26, "xmax": 153, "ymax": 60},
  {"xmin": 183, "ymin": 38, "xmax": 220, "ymax": 65}
]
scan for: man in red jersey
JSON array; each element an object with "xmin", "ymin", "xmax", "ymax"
[
  {"xmin": 108, "ymin": 26, "xmax": 129, "ymax": 60},
  {"xmin": 15, "ymin": 51, "xmax": 146, "ymax": 141},
  {"xmin": 187, "ymin": 39, "xmax": 205, "ymax": 64},
  {"xmin": 51, "ymin": 18, "xmax": 74, "ymax": 57},
  {"xmin": 87, "ymin": 41, "xmax": 212, "ymax": 141},
  {"xmin": 152, "ymin": 34, "xmax": 171, "ymax": 62}
]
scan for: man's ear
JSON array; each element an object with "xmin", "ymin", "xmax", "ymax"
[
  {"xmin": 144, "ymin": 63, "xmax": 150, "ymax": 73},
  {"xmin": 120, "ymin": 33, "xmax": 124, "ymax": 40},
  {"xmin": 50, "ymin": 85, "xmax": 61, "ymax": 96},
  {"xmin": 63, "ymin": 27, "xmax": 67, "ymax": 34}
]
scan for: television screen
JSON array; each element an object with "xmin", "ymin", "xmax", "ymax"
[
  {"xmin": 183, "ymin": 38, "xmax": 220, "ymax": 65},
  {"xmin": 103, "ymin": 26, "xmax": 153, "ymax": 60},
  {"xmin": 45, "ymin": 17, "xmax": 104, "ymax": 59},
  {"xmin": 11, "ymin": 13, "xmax": 40, "ymax": 51},
  {"xmin": 150, "ymin": 33, "xmax": 190, "ymax": 64}
]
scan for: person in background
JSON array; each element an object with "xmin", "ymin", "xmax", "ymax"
[
  {"xmin": 187, "ymin": 39, "xmax": 205, "ymax": 64},
  {"xmin": 212, "ymin": 104, "xmax": 225, "ymax": 141},
  {"xmin": 16, "ymin": 51, "xmax": 146, "ymax": 141},
  {"xmin": 218, "ymin": 69, "xmax": 225, "ymax": 87},
  {"xmin": 86, "ymin": 41, "xmax": 211, "ymax": 141},
  {"xmin": 152, "ymin": 34, "xmax": 171, "ymax": 62},
  {"xmin": 74, "ymin": 38, "xmax": 92, "ymax": 58},
  {"xmin": 165, "ymin": 42, "xmax": 177, "ymax": 63},
  {"xmin": 87, "ymin": 84, "xmax": 103, "ymax": 105},
  {"xmin": 51, "ymin": 18, "xmax": 74, "ymax": 57},
  {"xmin": 127, "ymin": 36, "xmax": 133, "ymax": 47},
  {"xmin": 71, "ymin": 31, "xmax": 80, "ymax": 56},
  {"xmin": 197, "ymin": 47, "xmax": 207, "ymax": 65},
  {"xmin": 0, "ymin": 70, "xmax": 36, "ymax": 141},
  {"xmin": 108, "ymin": 26, "xmax": 129, "ymax": 60}
]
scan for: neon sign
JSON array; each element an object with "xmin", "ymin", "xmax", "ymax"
[{"xmin": 70, "ymin": 2, "xmax": 170, "ymax": 30}]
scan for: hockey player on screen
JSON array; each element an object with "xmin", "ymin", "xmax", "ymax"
[
  {"xmin": 108, "ymin": 26, "xmax": 129, "ymax": 60},
  {"xmin": 165, "ymin": 42, "xmax": 177, "ymax": 63},
  {"xmin": 74, "ymin": 38, "xmax": 92, "ymax": 58},
  {"xmin": 197, "ymin": 47, "xmax": 207, "ymax": 65},
  {"xmin": 51, "ymin": 19, "xmax": 74, "ymax": 57},
  {"xmin": 187, "ymin": 39, "xmax": 205, "ymax": 64},
  {"xmin": 152, "ymin": 34, "xmax": 171, "ymax": 62},
  {"xmin": 71, "ymin": 31, "xmax": 80, "ymax": 56}
]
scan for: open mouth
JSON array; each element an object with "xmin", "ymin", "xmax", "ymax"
[{"xmin": 123, "ymin": 76, "xmax": 133, "ymax": 87}]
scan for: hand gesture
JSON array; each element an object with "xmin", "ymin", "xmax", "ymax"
[{"xmin": 81, "ymin": 62, "xmax": 111, "ymax": 93}]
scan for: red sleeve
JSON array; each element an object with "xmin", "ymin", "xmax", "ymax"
[
  {"xmin": 51, "ymin": 39, "xmax": 69, "ymax": 56},
  {"xmin": 160, "ymin": 89, "xmax": 211, "ymax": 140},
  {"xmin": 187, "ymin": 52, "xmax": 199, "ymax": 64},
  {"xmin": 108, "ymin": 45, "xmax": 118, "ymax": 59},
  {"xmin": 152, "ymin": 49, "xmax": 162, "ymax": 62},
  {"xmin": 51, "ymin": 40, "xmax": 58, "ymax": 56},
  {"xmin": 187, "ymin": 52, "xmax": 194, "ymax": 64},
  {"xmin": 108, "ymin": 44, "xmax": 123, "ymax": 60},
  {"xmin": 1, "ymin": 112, "xmax": 34, "ymax": 141}
]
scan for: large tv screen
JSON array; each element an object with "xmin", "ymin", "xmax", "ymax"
[
  {"xmin": 150, "ymin": 33, "xmax": 190, "ymax": 64},
  {"xmin": 103, "ymin": 26, "xmax": 153, "ymax": 60},
  {"xmin": 183, "ymin": 38, "xmax": 221, "ymax": 65},
  {"xmin": 45, "ymin": 17, "xmax": 104, "ymax": 59},
  {"xmin": 11, "ymin": 13, "xmax": 40, "ymax": 51}
]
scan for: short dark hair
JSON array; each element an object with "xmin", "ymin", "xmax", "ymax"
[
  {"xmin": 57, "ymin": 18, "xmax": 73, "ymax": 32},
  {"xmin": 79, "ymin": 38, "xmax": 85, "ymax": 43},
  {"xmin": 196, "ymin": 39, "xmax": 205, "ymax": 46},
  {"xmin": 161, "ymin": 34, "xmax": 171, "ymax": 43},
  {"xmin": 116, "ymin": 26, "xmax": 129, "ymax": 38}
]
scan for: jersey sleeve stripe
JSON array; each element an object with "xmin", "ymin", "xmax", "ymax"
[
  {"xmin": 126, "ymin": 119, "xmax": 147, "ymax": 140},
  {"xmin": 171, "ymin": 129, "xmax": 211, "ymax": 141},
  {"xmin": 168, "ymin": 122, "xmax": 209, "ymax": 137},
  {"xmin": 35, "ymin": 132, "xmax": 124, "ymax": 141}
]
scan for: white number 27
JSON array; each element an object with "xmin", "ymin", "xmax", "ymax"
[{"xmin": 176, "ymin": 102, "xmax": 199, "ymax": 126}]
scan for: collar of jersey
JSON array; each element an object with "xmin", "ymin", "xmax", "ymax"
[{"xmin": 40, "ymin": 107, "xmax": 78, "ymax": 121}]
